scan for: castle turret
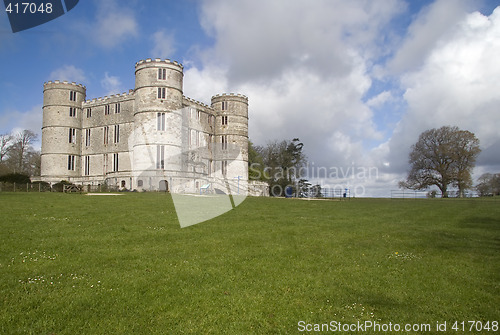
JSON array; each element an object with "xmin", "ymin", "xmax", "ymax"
[
  {"xmin": 41, "ymin": 81, "xmax": 86, "ymax": 183},
  {"xmin": 212, "ymin": 94, "xmax": 249, "ymax": 187},
  {"xmin": 132, "ymin": 58, "xmax": 184, "ymax": 191}
]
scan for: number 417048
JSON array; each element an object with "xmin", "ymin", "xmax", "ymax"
[
  {"xmin": 5, "ymin": 2, "xmax": 53, "ymax": 14},
  {"xmin": 452, "ymin": 321, "xmax": 498, "ymax": 332}
]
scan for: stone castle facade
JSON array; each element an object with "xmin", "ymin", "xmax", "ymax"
[{"xmin": 40, "ymin": 58, "xmax": 262, "ymax": 195}]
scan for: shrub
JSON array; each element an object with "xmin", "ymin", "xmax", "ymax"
[{"xmin": 0, "ymin": 173, "xmax": 31, "ymax": 184}]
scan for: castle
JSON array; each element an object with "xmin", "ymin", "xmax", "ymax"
[{"xmin": 40, "ymin": 58, "xmax": 263, "ymax": 195}]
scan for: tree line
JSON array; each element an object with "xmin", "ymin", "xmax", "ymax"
[{"xmin": 0, "ymin": 130, "xmax": 40, "ymax": 178}]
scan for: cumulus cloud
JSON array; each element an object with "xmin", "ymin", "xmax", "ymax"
[
  {"xmin": 389, "ymin": 0, "xmax": 473, "ymax": 74},
  {"xmin": 101, "ymin": 72, "xmax": 124, "ymax": 96},
  {"xmin": 151, "ymin": 30, "xmax": 176, "ymax": 59},
  {"xmin": 48, "ymin": 65, "xmax": 86, "ymax": 83},
  {"xmin": 191, "ymin": 0, "xmax": 402, "ymax": 170},
  {"xmin": 92, "ymin": 0, "xmax": 138, "ymax": 48},
  {"xmin": 381, "ymin": 6, "xmax": 500, "ymax": 174}
]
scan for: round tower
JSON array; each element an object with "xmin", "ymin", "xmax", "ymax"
[
  {"xmin": 211, "ymin": 94, "xmax": 249, "ymax": 183},
  {"xmin": 41, "ymin": 81, "xmax": 86, "ymax": 183},
  {"xmin": 132, "ymin": 58, "xmax": 184, "ymax": 190}
]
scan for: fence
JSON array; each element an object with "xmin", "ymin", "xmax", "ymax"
[
  {"xmin": 390, "ymin": 190, "xmax": 428, "ymax": 199},
  {"xmin": 0, "ymin": 182, "xmax": 119, "ymax": 193}
]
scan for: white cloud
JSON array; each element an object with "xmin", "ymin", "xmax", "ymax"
[
  {"xmin": 151, "ymin": 30, "xmax": 176, "ymax": 59},
  {"xmin": 381, "ymin": 6, "xmax": 500, "ymax": 174},
  {"xmin": 48, "ymin": 65, "xmax": 86, "ymax": 83},
  {"xmin": 92, "ymin": 0, "xmax": 138, "ymax": 48},
  {"xmin": 0, "ymin": 105, "xmax": 43, "ymax": 149},
  {"xmin": 101, "ymin": 72, "xmax": 123, "ymax": 96},
  {"xmin": 389, "ymin": 0, "xmax": 472, "ymax": 74},
  {"xmin": 366, "ymin": 91, "xmax": 393, "ymax": 108}
]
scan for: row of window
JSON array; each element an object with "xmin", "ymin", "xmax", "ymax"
[
  {"xmin": 70, "ymin": 152, "xmax": 229, "ymax": 176},
  {"xmin": 68, "ymin": 153, "xmax": 119, "ymax": 173},
  {"xmin": 69, "ymin": 125, "xmax": 120, "ymax": 146},
  {"xmin": 69, "ymin": 103, "xmax": 121, "ymax": 118}
]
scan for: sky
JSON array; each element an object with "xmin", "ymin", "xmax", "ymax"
[{"xmin": 0, "ymin": 0, "xmax": 499, "ymax": 196}]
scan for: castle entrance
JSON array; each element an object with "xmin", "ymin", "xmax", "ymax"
[{"xmin": 159, "ymin": 180, "xmax": 169, "ymax": 192}]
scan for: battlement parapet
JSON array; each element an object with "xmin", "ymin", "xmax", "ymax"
[
  {"xmin": 211, "ymin": 93, "xmax": 248, "ymax": 105},
  {"xmin": 84, "ymin": 89, "xmax": 135, "ymax": 104},
  {"xmin": 135, "ymin": 58, "xmax": 183, "ymax": 69},
  {"xmin": 44, "ymin": 80, "xmax": 86, "ymax": 90},
  {"xmin": 182, "ymin": 96, "xmax": 214, "ymax": 111}
]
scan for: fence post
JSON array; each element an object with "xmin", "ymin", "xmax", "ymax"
[
  {"xmin": 27, "ymin": 183, "xmax": 29, "ymax": 192},
  {"xmin": 39, "ymin": 182, "xmax": 41, "ymax": 192},
  {"xmin": 14, "ymin": 182, "xmax": 16, "ymax": 192}
]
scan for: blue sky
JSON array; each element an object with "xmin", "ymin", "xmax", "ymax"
[{"xmin": 1, "ymin": 0, "xmax": 499, "ymax": 196}]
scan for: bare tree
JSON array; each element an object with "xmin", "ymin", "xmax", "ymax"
[
  {"xmin": 400, "ymin": 126, "xmax": 480, "ymax": 197},
  {"xmin": 0, "ymin": 133, "xmax": 13, "ymax": 163},
  {"xmin": 8, "ymin": 130, "xmax": 38, "ymax": 174}
]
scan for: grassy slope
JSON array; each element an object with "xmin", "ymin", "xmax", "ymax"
[{"xmin": 0, "ymin": 193, "xmax": 498, "ymax": 334}]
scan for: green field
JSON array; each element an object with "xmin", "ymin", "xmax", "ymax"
[{"xmin": 0, "ymin": 193, "xmax": 499, "ymax": 334}]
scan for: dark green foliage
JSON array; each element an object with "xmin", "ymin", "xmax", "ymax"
[{"xmin": 0, "ymin": 172, "xmax": 31, "ymax": 183}]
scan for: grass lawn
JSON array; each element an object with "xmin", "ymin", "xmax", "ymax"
[{"xmin": 0, "ymin": 193, "xmax": 499, "ymax": 334}]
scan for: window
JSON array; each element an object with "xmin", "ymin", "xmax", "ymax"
[
  {"xmin": 221, "ymin": 135, "xmax": 228, "ymax": 150},
  {"xmin": 86, "ymin": 108, "xmax": 92, "ymax": 118},
  {"xmin": 208, "ymin": 134, "xmax": 213, "ymax": 150},
  {"xmin": 221, "ymin": 101, "xmax": 228, "ymax": 110},
  {"xmin": 67, "ymin": 155, "xmax": 75, "ymax": 171},
  {"xmin": 69, "ymin": 128, "xmax": 76, "ymax": 143},
  {"xmin": 196, "ymin": 131, "xmax": 200, "ymax": 147},
  {"xmin": 197, "ymin": 110, "xmax": 201, "ymax": 121},
  {"xmin": 221, "ymin": 160, "xmax": 228, "ymax": 176},
  {"xmin": 105, "ymin": 105, "xmax": 110, "ymax": 115},
  {"xmin": 114, "ymin": 125, "xmax": 120, "ymax": 143},
  {"xmin": 113, "ymin": 153, "xmax": 119, "ymax": 172},
  {"xmin": 69, "ymin": 91, "xmax": 76, "ymax": 101},
  {"xmin": 137, "ymin": 180, "xmax": 143, "ymax": 187},
  {"xmin": 158, "ymin": 87, "xmax": 166, "ymax": 99},
  {"xmin": 222, "ymin": 115, "xmax": 228, "ymax": 126},
  {"xmin": 158, "ymin": 68, "xmax": 166, "ymax": 80},
  {"xmin": 85, "ymin": 129, "xmax": 91, "ymax": 146},
  {"xmin": 115, "ymin": 103, "xmax": 120, "ymax": 114},
  {"xmin": 84, "ymin": 156, "xmax": 90, "ymax": 176},
  {"xmin": 103, "ymin": 126, "xmax": 109, "ymax": 145},
  {"xmin": 103, "ymin": 154, "xmax": 108, "ymax": 174},
  {"xmin": 156, "ymin": 145, "xmax": 165, "ymax": 169},
  {"xmin": 157, "ymin": 112, "xmax": 166, "ymax": 131},
  {"xmin": 69, "ymin": 107, "xmax": 76, "ymax": 117}
]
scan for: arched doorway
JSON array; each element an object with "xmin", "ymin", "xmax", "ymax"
[{"xmin": 159, "ymin": 180, "xmax": 169, "ymax": 192}]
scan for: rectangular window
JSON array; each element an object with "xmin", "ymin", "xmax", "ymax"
[
  {"xmin": 221, "ymin": 135, "xmax": 228, "ymax": 150},
  {"xmin": 156, "ymin": 145, "xmax": 165, "ymax": 169},
  {"xmin": 85, "ymin": 129, "xmax": 91, "ymax": 147},
  {"xmin": 105, "ymin": 105, "xmax": 110, "ymax": 115},
  {"xmin": 103, "ymin": 126, "xmax": 109, "ymax": 145},
  {"xmin": 196, "ymin": 131, "xmax": 200, "ymax": 147},
  {"xmin": 103, "ymin": 154, "xmax": 108, "ymax": 174},
  {"xmin": 114, "ymin": 125, "xmax": 120, "ymax": 143},
  {"xmin": 157, "ymin": 112, "xmax": 166, "ymax": 131},
  {"xmin": 157, "ymin": 87, "xmax": 166, "ymax": 99},
  {"xmin": 69, "ymin": 107, "xmax": 76, "ymax": 117},
  {"xmin": 84, "ymin": 156, "xmax": 90, "ymax": 176},
  {"xmin": 113, "ymin": 153, "xmax": 119, "ymax": 172},
  {"xmin": 86, "ymin": 108, "xmax": 91, "ymax": 118},
  {"xmin": 67, "ymin": 155, "xmax": 75, "ymax": 171},
  {"xmin": 222, "ymin": 160, "xmax": 228, "ymax": 176},
  {"xmin": 69, "ymin": 128, "xmax": 76, "ymax": 143},
  {"xmin": 197, "ymin": 110, "xmax": 201, "ymax": 121},
  {"xmin": 69, "ymin": 91, "xmax": 76, "ymax": 101},
  {"xmin": 158, "ymin": 68, "xmax": 166, "ymax": 80},
  {"xmin": 208, "ymin": 134, "xmax": 213, "ymax": 150},
  {"xmin": 222, "ymin": 115, "xmax": 228, "ymax": 126},
  {"xmin": 221, "ymin": 101, "xmax": 228, "ymax": 110},
  {"xmin": 115, "ymin": 103, "xmax": 120, "ymax": 114}
]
